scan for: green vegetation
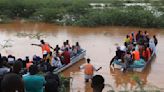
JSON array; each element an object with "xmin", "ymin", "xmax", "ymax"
[
  {"xmin": 58, "ymin": 75, "xmax": 72, "ymax": 92},
  {"xmin": 0, "ymin": 0, "xmax": 163, "ymax": 28}
]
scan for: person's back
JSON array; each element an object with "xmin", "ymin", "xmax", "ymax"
[
  {"xmin": 116, "ymin": 49, "xmax": 124, "ymax": 59},
  {"xmin": 1, "ymin": 73, "xmax": 24, "ymax": 92},
  {"xmin": 23, "ymin": 65, "xmax": 46, "ymax": 92},
  {"xmin": 41, "ymin": 43, "xmax": 51, "ymax": 53},
  {"xmin": 23, "ymin": 75, "xmax": 45, "ymax": 92},
  {"xmin": 45, "ymin": 67, "xmax": 60, "ymax": 92},
  {"xmin": 62, "ymin": 48, "xmax": 70, "ymax": 65},
  {"xmin": 84, "ymin": 63, "xmax": 94, "ymax": 75},
  {"xmin": 132, "ymin": 50, "xmax": 140, "ymax": 61}
]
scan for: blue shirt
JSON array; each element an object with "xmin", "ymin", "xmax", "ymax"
[{"xmin": 23, "ymin": 74, "xmax": 46, "ymax": 92}]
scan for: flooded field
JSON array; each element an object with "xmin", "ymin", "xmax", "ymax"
[{"xmin": 0, "ymin": 21, "xmax": 164, "ymax": 92}]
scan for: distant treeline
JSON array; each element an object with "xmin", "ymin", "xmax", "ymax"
[{"xmin": 0, "ymin": 0, "xmax": 163, "ymax": 28}]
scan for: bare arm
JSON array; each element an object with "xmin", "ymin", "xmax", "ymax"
[
  {"xmin": 48, "ymin": 44, "xmax": 54, "ymax": 49},
  {"xmin": 96, "ymin": 67, "xmax": 102, "ymax": 71},
  {"xmin": 31, "ymin": 44, "xmax": 41, "ymax": 47}
]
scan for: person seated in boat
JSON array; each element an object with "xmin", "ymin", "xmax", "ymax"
[
  {"xmin": 132, "ymin": 48, "xmax": 140, "ymax": 61},
  {"xmin": 75, "ymin": 42, "xmax": 82, "ymax": 53},
  {"xmin": 91, "ymin": 75, "xmax": 105, "ymax": 92},
  {"xmin": 61, "ymin": 42, "xmax": 67, "ymax": 51},
  {"xmin": 153, "ymin": 35, "xmax": 158, "ymax": 46},
  {"xmin": 52, "ymin": 57, "xmax": 62, "ymax": 69},
  {"xmin": 115, "ymin": 46, "xmax": 125, "ymax": 61},
  {"xmin": 66, "ymin": 40, "xmax": 71, "ymax": 48},
  {"xmin": 124, "ymin": 35, "xmax": 130, "ymax": 47},
  {"xmin": 136, "ymin": 30, "xmax": 142, "ymax": 43},
  {"xmin": 31, "ymin": 40, "xmax": 53, "ymax": 57},
  {"xmin": 142, "ymin": 45, "xmax": 151, "ymax": 61},
  {"xmin": 123, "ymin": 51, "xmax": 133, "ymax": 69},
  {"xmin": 143, "ymin": 31, "xmax": 150, "ymax": 45},
  {"xmin": 61, "ymin": 48, "xmax": 71, "ymax": 65},
  {"xmin": 143, "ymin": 31, "xmax": 149, "ymax": 37},
  {"xmin": 131, "ymin": 32, "xmax": 137, "ymax": 44},
  {"xmin": 149, "ymin": 38, "xmax": 156, "ymax": 55},
  {"xmin": 71, "ymin": 45, "xmax": 78, "ymax": 57},
  {"xmin": 54, "ymin": 45, "xmax": 60, "ymax": 52},
  {"xmin": 127, "ymin": 43, "xmax": 134, "ymax": 53}
]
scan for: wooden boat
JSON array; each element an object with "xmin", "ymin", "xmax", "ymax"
[{"xmin": 54, "ymin": 49, "xmax": 86, "ymax": 73}]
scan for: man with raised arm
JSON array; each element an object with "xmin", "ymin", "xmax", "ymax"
[
  {"xmin": 80, "ymin": 58, "xmax": 102, "ymax": 82},
  {"xmin": 31, "ymin": 40, "xmax": 53, "ymax": 55}
]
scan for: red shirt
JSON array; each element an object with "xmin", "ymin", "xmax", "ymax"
[{"xmin": 62, "ymin": 51, "xmax": 70, "ymax": 65}]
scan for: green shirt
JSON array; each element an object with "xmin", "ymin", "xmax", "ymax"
[{"xmin": 23, "ymin": 74, "xmax": 46, "ymax": 92}]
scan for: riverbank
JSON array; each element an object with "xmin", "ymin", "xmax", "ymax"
[{"xmin": 0, "ymin": 0, "xmax": 163, "ymax": 28}]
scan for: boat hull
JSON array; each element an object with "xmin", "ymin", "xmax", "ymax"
[{"xmin": 54, "ymin": 49, "xmax": 86, "ymax": 73}]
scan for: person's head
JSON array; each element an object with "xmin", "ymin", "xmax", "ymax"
[
  {"xmin": 2, "ymin": 56, "xmax": 8, "ymax": 63},
  {"xmin": 144, "ymin": 30, "xmax": 147, "ymax": 34},
  {"xmin": 87, "ymin": 58, "xmax": 90, "ymax": 63},
  {"xmin": 1, "ymin": 73, "xmax": 24, "ymax": 92},
  {"xmin": 40, "ymin": 40, "xmax": 45, "ymax": 44},
  {"xmin": 91, "ymin": 75, "xmax": 105, "ymax": 92},
  {"xmin": 72, "ymin": 45, "xmax": 75, "ymax": 49},
  {"xmin": 66, "ymin": 40, "xmax": 69, "ymax": 44},
  {"xmin": 25, "ymin": 56, "xmax": 29, "ymax": 61},
  {"xmin": 153, "ymin": 35, "xmax": 156, "ymax": 38},
  {"xmin": 116, "ymin": 46, "xmax": 120, "ymax": 50},
  {"xmin": 126, "ymin": 35, "xmax": 129, "ymax": 38},
  {"xmin": 56, "ymin": 45, "xmax": 59, "ymax": 48},
  {"xmin": 65, "ymin": 48, "xmax": 69, "ymax": 51},
  {"xmin": 131, "ymin": 32, "xmax": 134, "ymax": 36},
  {"xmin": 138, "ymin": 30, "xmax": 141, "ymax": 34},
  {"xmin": 29, "ymin": 65, "xmax": 39, "ymax": 75},
  {"xmin": 63, "ymin": 42, "xmax": 66, "ymax": 46},
  {"xmin": 13, "ymin": 61, "xmax": 22, "ymax": 74},
  {"xmin": 132, "ymin": 48, "xmax": 135, "ymax": 51},
  {"xmin": 76, "ymin": 42, "xmax": 79, "ymax": 46},
  {"xmin": 133, "ymin": 43, "xmax": 136, "ymax": 47},
  {"xmin": 127, "ymin": 51, "xmax": 131, "ymax": 55}
]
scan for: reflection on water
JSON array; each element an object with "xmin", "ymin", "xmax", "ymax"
[
  {"xmin": 0, "ymin": 21, "xmax": 164, "ymax": 92},
  {"xmin": 110, "ymin": 56, "xmax": 155, "ymax": 91}
]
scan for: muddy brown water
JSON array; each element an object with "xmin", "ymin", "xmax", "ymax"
[{"xmin": 0, "ymin": 21, "xmax": 164, "ymax": 92}]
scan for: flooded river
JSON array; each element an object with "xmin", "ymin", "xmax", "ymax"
[{"xmin": 0, "ymin": 21, "xmax": 164, "ymax": 92}]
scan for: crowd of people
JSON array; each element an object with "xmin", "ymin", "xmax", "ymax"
[
  {"xmin": 111, "ymin": 30, "xmax": 158, "ymax": 71},
  {"xmin": 0, "ymin": 39, "xmax": 84, "ymax": 92},
  {"xmin": 31, "ymin": 39, "xmax": 82, "ymax": 70}
]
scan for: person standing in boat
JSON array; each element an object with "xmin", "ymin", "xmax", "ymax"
[
  {"xmin": 80, "ymin": 58, "xmax": 101, "ymax": 82},
  {"xmin": 124, "ymin": 35, "xmax": 130, "ymax": 47},
  {"xmin": 153, "ymin": 35, "xmax": 158, "ymax": 46},
  {"xmin": 31, "ymin": 40, "xmax": 53, "ymax": 57}
]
